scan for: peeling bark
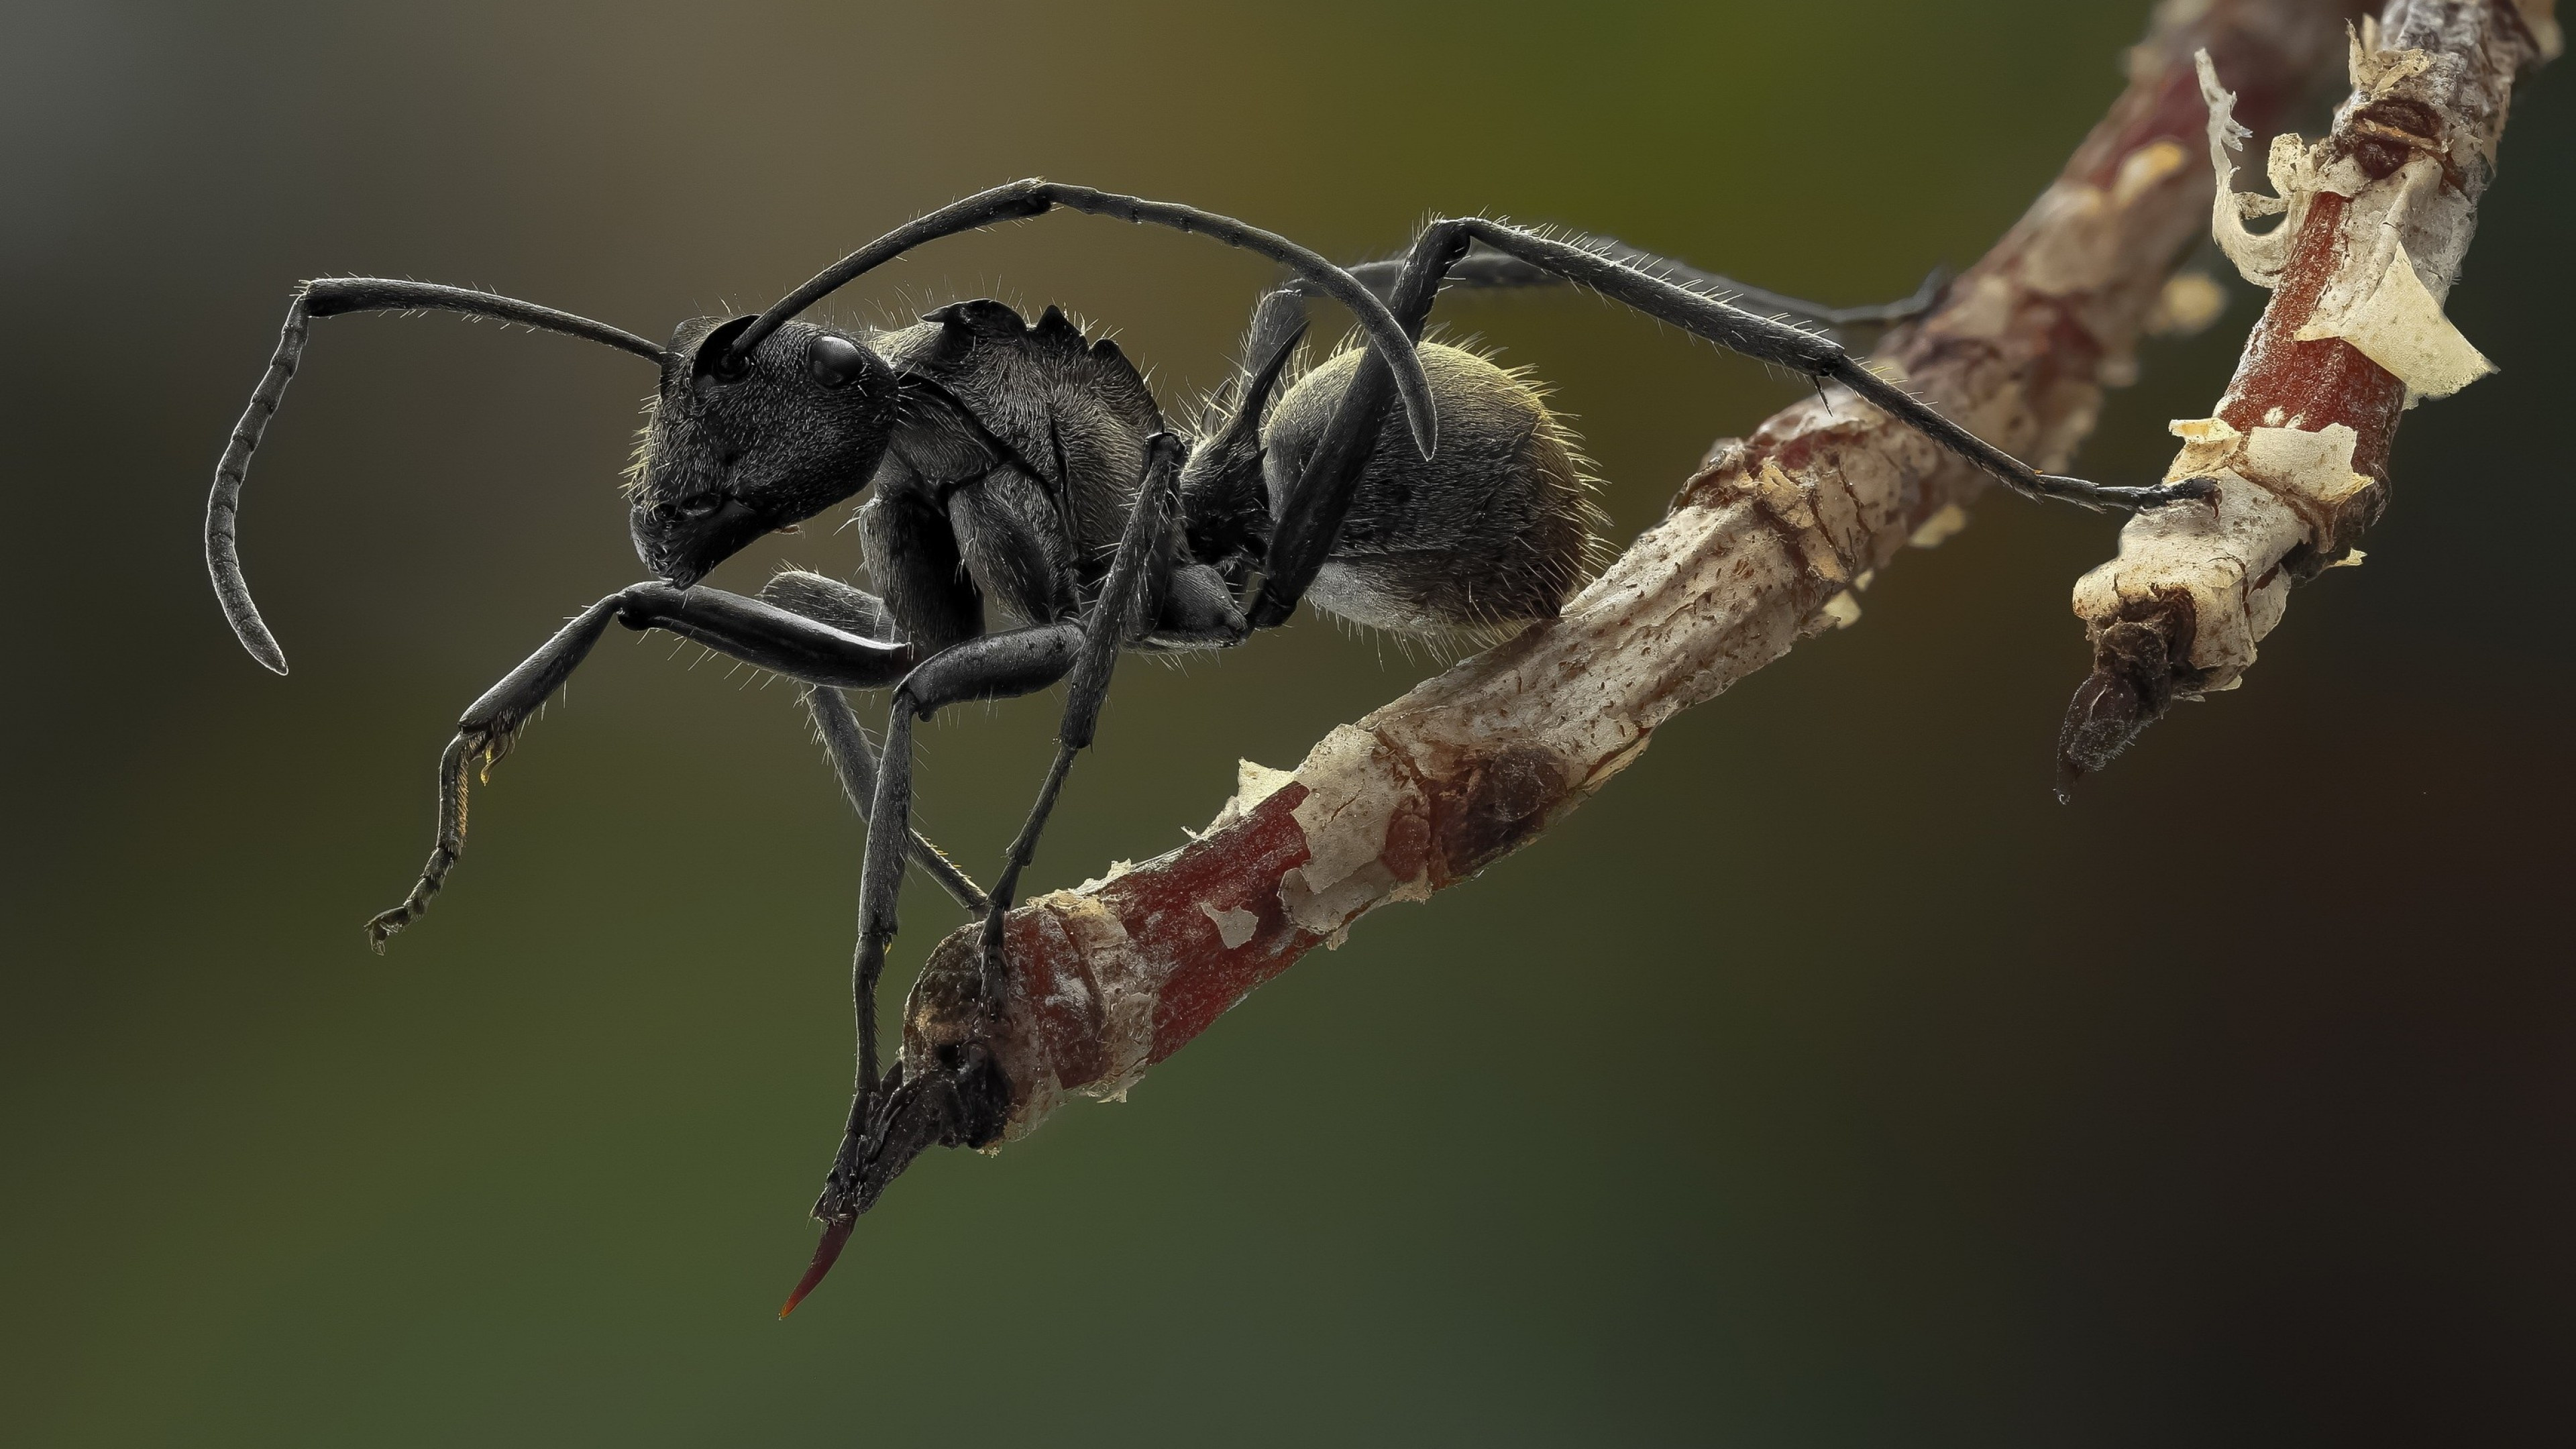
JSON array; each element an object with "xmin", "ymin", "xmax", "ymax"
[
  {"xmin": 2059, "ymin": 0, "xmax": 2551, "ymax": 790},
  {"xmin": 902, "ymin": 0, "xmax": 2369, "ymax": 1141}
]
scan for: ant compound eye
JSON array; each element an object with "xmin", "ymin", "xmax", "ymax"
[{"xmin": 808, "ymin": 333, "xmax": 870, "ymax": 388}]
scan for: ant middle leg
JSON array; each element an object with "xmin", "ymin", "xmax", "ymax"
[
  {"xmin": 794, "ymin": 433, "xmax": 1183, "ymax": 1310},
  {"xmin": 826, "ymin": 621, "xmax": 1087, "ymax": 1192},
  {"xmin": 973, "ymin": 432, "xmax": 1187, "ymax": 1000}
]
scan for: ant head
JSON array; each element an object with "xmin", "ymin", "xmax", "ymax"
[{"xmin": 628, "ymin": 314, "xmax": 898, "ymax": 588}]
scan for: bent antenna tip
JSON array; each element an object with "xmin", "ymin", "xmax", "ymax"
[
  {"xmin": 1386, "ymin": 352, "xmax": 1440, "ymax": 460},
  {"xmin": 233, "ymin": 621, "xmax": 289, "ymax": 676},
  {"xmin": 1401, "ymin": 397, "xmax": 1439, "ymax": 460}
]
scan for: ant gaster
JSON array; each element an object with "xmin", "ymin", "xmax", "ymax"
[{"xmin": 203, "ymin": 180, "xmax": 2210, "ymax": 1315}]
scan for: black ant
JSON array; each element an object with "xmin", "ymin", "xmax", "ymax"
[{"xmin": 203, "ymin": 180, "xmax": 2208, "ymax": 1313}]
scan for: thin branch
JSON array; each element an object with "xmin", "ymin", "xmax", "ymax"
[
  {"xmin": 898, "ymin": 0, "xmax": 2367, "ymax": 1142},
  {"xmin": 2059, "ymin": 0, "xmax": 2554, "ymax": 789}
]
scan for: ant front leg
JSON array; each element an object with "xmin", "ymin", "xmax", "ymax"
[{"xmin": 365, "ymin": 583, "xmax": 924, "ymax": 948}]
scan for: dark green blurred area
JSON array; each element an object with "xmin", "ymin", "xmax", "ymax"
[{"xmin": 3, "ymin": 1, "xmax": 2569, "ymax": 1444}]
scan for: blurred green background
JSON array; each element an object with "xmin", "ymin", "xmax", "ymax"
[{"xmin": 3, "ymin": 1, "xmax": 2569, "ymax": 1444}]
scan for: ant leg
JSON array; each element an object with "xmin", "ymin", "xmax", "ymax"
[
  {"xmin": 1247, "ymin": 217, "xmax": 2208, "ymax": 628},
  {"xmin": 1224, "ymin": 229, "xmax": 1940, "ymax": 594},
  {"xmin": 1511, "ymin": 233, "xmax": 1947, "ymax": 330},
  {"xmin": 793, "ymin": 433, "xmax": 1183, "ymax": 1316},
  {"xmin": 1430, "ymin": 218, "xmax": 2209, "ymax": 515},
  {"xmin": 761, "ymin": 569, "xmax": 989, "ymax": 912},
  {"xmin": 367, "ymin": 583, "xmax": 920, "ymax": 949},
  {"xmin": 759, "ymin": 567, "xmax": 899, "ymax": 640},
  {"xmin": 364, "ymin": 594, "xmax": 623, "ymax": 951},
  {"xmin": 1233, "ymin": 229, "xmax": 1941, "ymax": 385},
  {"xmin": 615, "ymin": 582, "xmax": 916, "ymax": 685},
  {"xmin": 1338, "ymin": 235, "xmax": 1946, "ymax": 335},
  {"xmin": 804, "ymin": 621, "xmax": 1087, "ymax": 1263},
  {"xmin": 801, "ymin": 686, "xmax": 989, "ymax": 915},
  {"xmin": 1249, "ymin": 221, "xmax": 1470, "ymax": 628},
  {"xmin": 975, "ymin": 433, "xmax": 1185, "ymax": 1000},
  {"xmin": 1179, "ymin": 322, "xmax": 1307, "ymax": 589},
  {"xmin": 820, "ymin": 621, "xmax": 1087, "ymax": 1210}
]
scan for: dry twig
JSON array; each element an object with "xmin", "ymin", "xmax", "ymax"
[
  {"xmin": 898, "ymin": 0, "xmax": 2372, "ymax": 1142},
  {"xmin": 2059, "ymin": 0, "xmax": 2555, "ymax": 788}
]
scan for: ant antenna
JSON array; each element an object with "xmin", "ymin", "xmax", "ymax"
[
  {"xmin": 207, "ymin": 279, "xmax": 666, "ymax": 674},
  {"xmin": 729, "ymin": 180, "xmax": 1442, "ymax": 461}
]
